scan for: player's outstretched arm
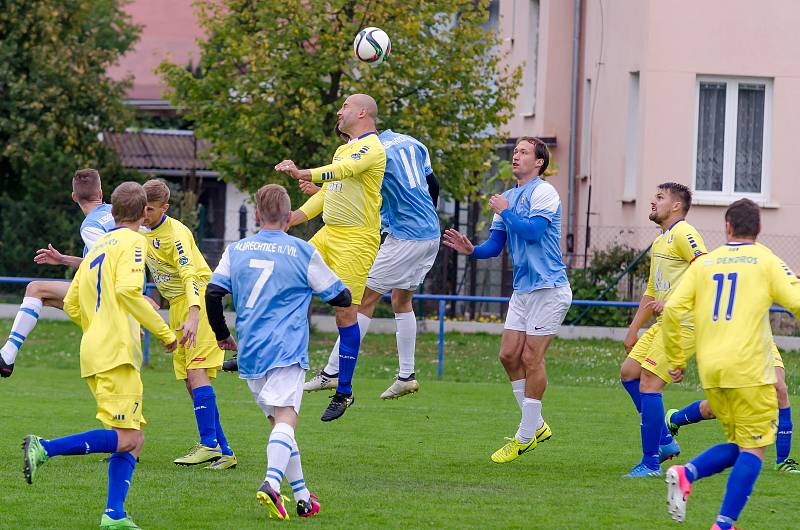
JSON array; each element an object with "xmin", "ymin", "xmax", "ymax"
[
  {"xmin": 768, "ymin": 257, "xmax": 800, "ymax": 317},
  {"xmin": 34, "ymin": 244, "xmax": 83, "ymax": 268},
  {"xmin": 205, "ymin": 283, "xmax": 236, "ymax": 351},
  {"xmin": 425, "ymin": 171, "xmax": 440, "ymax": 207}
]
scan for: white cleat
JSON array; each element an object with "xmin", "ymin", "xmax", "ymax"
[
  {"xmin": 304, "ymin": 371, "xmax": 338, "ymax": 392},
  {"xmin": 665, "ymin": 465, "xmax": 692, "ymax": 523},
  {"xmin": 380, "ymin": 378, "xmax": 420, "ymax": 400}
]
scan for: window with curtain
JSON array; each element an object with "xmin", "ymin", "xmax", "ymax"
[{"xmin": 694, "ymin": 77, "xmax": 770, "ymax": 200}]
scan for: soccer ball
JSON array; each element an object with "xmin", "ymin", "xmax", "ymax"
[{"xmin": 353, "ymin": 27, "xmax": 391, "ymax": 64}]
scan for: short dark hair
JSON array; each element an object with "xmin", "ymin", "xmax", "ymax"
[
  {"xmin": 725, "ymin": 198, "xmax": 761, "ymax": 238},
  {"xmin": 517, "ymin": 137, "xmax": 549, "ymax": 176},
  {"xmin": 111, "ymin": 182, "xmax": 147, "ymax": 223},
  {"xmin": 658, "ymin": 182, "xmax": 692, "ymax": 214},
  {"xmin": 72, "ymin": 168, "xmax": 101, "ymax": 202}
]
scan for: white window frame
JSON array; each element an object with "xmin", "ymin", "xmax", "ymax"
[{"xmin": 692, "ymin": 76, "xmax": 773, "ymax": 204}]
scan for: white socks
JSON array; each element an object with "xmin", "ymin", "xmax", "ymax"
[
  {"xmin": 265, "ymin": 423, "xmax": 295, "ymax": 493},
  {"xmin": 285, "ymin": 440, "xmax": 311, "ymax": 502},
  {"xmin": 511, "ymin": 379, "xmax": 526, "ymax": 409},
  {"xmin": 515, "ymin": 398, "xmax": 543, "ymax": 443},
  {"xmin": 324, "ymin": 313, "xmax": 371, "ymax": 375},
  {"xmin": 395, "ymin": 311, "xmax": 416, "ymax": 378},
  {"xmin": 1, "ymin": 297, "xmax": 43, "ymax": 364}
]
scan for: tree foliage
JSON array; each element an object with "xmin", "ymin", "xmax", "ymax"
[
  {"xmin": 159, "ymin": 0, "xmax": 522, "ymax": 202},
  {"xmin": 0, "ymin": 0, "xmax": 139, "ymax": 277}
]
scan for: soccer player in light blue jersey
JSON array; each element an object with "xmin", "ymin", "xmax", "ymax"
[
  {"xmin": 303, "ymin": 129, "xmax": 441, "ymax": 399},
  {"xmin": 205, "ymin": 184, "xmax": 351, "ymax": 520},
  {"xmin": 443, "ymin": 137, "xmax": 572, "ymax": 463},
  {"xmin": 1, "ymin": 169, "xmax": 117, "ymax": 377}
]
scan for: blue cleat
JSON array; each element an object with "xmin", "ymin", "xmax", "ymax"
[
  {"xmin": 659, "ymin": 440, "xmax": 681, "ymax": 463},
  {"xmin": 624, "ymin": 463, "xmax": 662, "ymax": 478}
]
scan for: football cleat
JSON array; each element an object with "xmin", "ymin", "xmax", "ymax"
[
  {"xmin": 665, "ymin": 465, "xmax": 692, "ymax": 523},
  {"xmin": 535, "ymin": 422, "xmax": 553, "ymax": 443},
  {"xmin": 206, "ymin": 453, "xmax": 237, "ymax": 470},
  {"xmin": 665, "ymin": 408, "xmax": 681, "ymax": 437},
  {"xmin": 710, "ymin": 524, "xmax": 741, "ymax": 530},
  {"xmin": 775, "ymin": 458, "xmax": 800, "ymax": 473},
  {"xmin": 22, "ymin": 435, "xmax": 49, "ymax": 484},
  {"xmin": 304, "ymin": 371, "xmax": 338, "ymax": 392},
  {"xmin": 380, "ymin": 377, "xmax": 419, "ymax": 400},
  {"xmin": 320, "ymin": 392, "xmax": 354, "ymax": 422},
  {"xmin": 490, "ymin": 437, "xmax": 537, "ymax": 463},
  {"xmin": 222, "ymin": 355, "xmax": 238, "ymax": 372},
  {"xmin": 256, "ymin": 482, "xmax": 289, "ymax": 521},
  {"xmin": 297, "ymin": 493, "xmax": 320, "ymax": 517},
  {"xmin": 0, "ymin": 356, "xmax": 13, "ymax": 378},
  {"xmin": 100, "ymin": 514, "xmax": 141, "ymax": 529},
  {"xmin": 624, "ymin": 462, "xmax": 662, "ymax": 478},
  {"xmin": 173, "ymin": 443, "xmax": 222, "ymax": 466},
  {"xmin": 659, "ymin": 439, "xmax": 681, "ymax": 463}
]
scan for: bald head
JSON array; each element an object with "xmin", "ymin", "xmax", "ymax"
[
  {"xmin": 336, "ymin": 93, "xmax": 379, "ymax": 137},
  {"xmin": 349, "ymin": 93, "xmax": 378, "ymax": 120}
]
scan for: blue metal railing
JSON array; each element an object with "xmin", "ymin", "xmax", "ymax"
[{"xmin": 1, "ymin": 277, "xmax": 794, "ymax": 378}]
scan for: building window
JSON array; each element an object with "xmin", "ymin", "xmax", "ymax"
[
  {"xmin": 520, "ymin": 0, "xmax": 540, "ymax": 116},
  {"xmin": 694, "ymin": 77, "xmax": 772, "ymax": 201}
]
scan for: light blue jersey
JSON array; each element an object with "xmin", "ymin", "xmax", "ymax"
[
  {"xmin": 210, "ymin": 230, "xmax": 347, "ymax": 379},
  {"xmin": 378, "ymin": 130, "xmax": 440, "ymax": 241},
  {"xmin": 80, "ymin": 203, "xmax": 115, "ymax": 256},
  {"xmin": 490, "ymin": 178, "xmax": 568, "ymax": 292}
]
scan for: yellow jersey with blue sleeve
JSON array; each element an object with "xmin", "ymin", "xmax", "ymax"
[
  {"xmin": 142, "ymin": 215, "xmax": 211, "ymax": 307},
  {"xmin": 299, "ymin": 131, "xmax": 386, "ymax": 230},
  {"xmin": 63, "ymin": 227, "xmax": 176, "ymax": 378},
  {"xmin": 663, "ymin": 242, "xmax": 800, "ymax": 389},
  {"xmin": 645, "ymin": 219, "xmax": 707, "ymax": 321}
]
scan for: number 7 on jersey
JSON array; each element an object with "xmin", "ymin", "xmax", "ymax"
[{"xmin": 246, "ymin": 259, "xmax": 275, "ymax": 308}]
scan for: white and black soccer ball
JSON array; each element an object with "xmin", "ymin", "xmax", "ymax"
[{"xmin": 353, "ymin": 27, "xmax": 391, "ymax": 64}]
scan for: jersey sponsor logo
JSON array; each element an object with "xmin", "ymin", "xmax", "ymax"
[
  {"xmin": 350, "ymin": 153, "xmax": 362, "ymax": 160},
  {"xmin": 178, "ymin": 256, "xmax": 189, "ymax": 266},
  {"xmin": 152, "ymin": 238, "xmax": 160, "ymax": 249}
]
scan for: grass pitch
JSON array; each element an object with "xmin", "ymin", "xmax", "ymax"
[{"xmin": 1, "ymin": 320, "xmax": 798, "ymax": 529}]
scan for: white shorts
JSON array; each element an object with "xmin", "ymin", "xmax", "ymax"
[
  {"xmin": 504, "ymin": 285, "xmax": 572, "ymax": 336},
  {"xmin": 246, "ymin": 364, "xmax": 306, "ymax": 418},
  {"xmin": 366, "ymin": 234, "xmax": 440, "ymax": 294}
]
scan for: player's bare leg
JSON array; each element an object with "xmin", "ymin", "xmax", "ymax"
[
  {"xmin": 491, "ymin": 330, "xmax": 535, "ymax": 463},
  {"xmin": 380, "ymin": 288, "xmax": 420, "ymax": 399},
  {"xmin": 174, "ymin": 368, "xmax": 226, "ymax": 466},
  {"xmin": 1, "ymin": 280, "xmax": 70, "ymax": 377}
]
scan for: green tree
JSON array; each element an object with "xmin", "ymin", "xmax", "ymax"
[
  {"xmin": 159, "ymin": 0, "xmax": 521, "ymax": 202},
  {"xmin": 0, "ymin": 0, "xmax": 140, "ymax": 278}
]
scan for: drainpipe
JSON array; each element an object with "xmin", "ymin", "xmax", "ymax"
[{"xmin": 566, "ymin": 0, "xmax": 582, "ymax": 265}]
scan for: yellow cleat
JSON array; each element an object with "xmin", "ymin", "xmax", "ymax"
[
  {"xmin": 535, "ymin": 422, "xmax": 553, "ymax": 443},
  {"xmin": 173, "ymin": 443, "xmax": 222, "ymax": 466},
  {"xmin": 206, "ymin": 453, "xmax": 237, "ymax": 470},
  {"xmin": 490, "ymin": 437, "xmax": 537, "ymax": 463}
]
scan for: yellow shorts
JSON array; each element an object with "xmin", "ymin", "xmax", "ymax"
[
  {"xmin": 772, "ymin": 342, "xmax": 784, "ymax": 369},
  {"xmin": 85, "ymin": 364, "xmax": 145, "ymax": 430},
  {"xmin": 705, "ymin": 385, "xmax": 778, "ymax": 448},
  {"xmin": 628, "ymin": 322, "xmax": 694, "ymax": 384},
  {"xmin": 309, "ymin": 225, "xmax": 380, "ymax": 305},
  {"xmin": 169, "ymin": 290, "xmax": 223, "ymax": 381}
]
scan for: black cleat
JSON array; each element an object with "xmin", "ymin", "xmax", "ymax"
[
  {"xmin": 0, "ymin": 357, "xmax": 14, "ymax": 378},
  {"xmin": 222, "ymin": 355, "xmax": 238, "ymax": 372},
  {"xmin": 320, "ymin": 392, "xmax": 354, "ymax": 422},
  {"xmin": 297, "ymin": 493, "xmax": 320, "ymax": 517}
]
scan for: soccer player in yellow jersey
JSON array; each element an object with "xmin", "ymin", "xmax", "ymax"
[
  {"xmin": 140, "ymin": 179, "xmax": 236, "ymax": 468},
  {"xmin": 619, "ymin": 183, "xmax": 707, "ymax": 477},
  {"xmin": 663, "ymin": 199, "xmax": 800, "ymax": 529},
  {"xmin": 275, "ymin": 93, "xmax": 386, "ymax": 421},
  {"xmin": 22, "ymin": 182, "xmax": 177, "ymax": 530}
]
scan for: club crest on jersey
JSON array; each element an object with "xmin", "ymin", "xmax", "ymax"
[
  {"xmin": 152, "ymin": 239, "xmax": 160, "ymax": 249},
  {"xmin": 351, "ymin": 153, "xmax": 362, "ymax": 160},
  {"xmin": 178, "ymin": 256, "xmax": 189, "ymax": 266}
]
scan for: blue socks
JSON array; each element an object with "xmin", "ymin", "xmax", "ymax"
[
  {"xmin": 717, "ymin": 451, "xmax": 762, "ymax": 528},
  {"xmin": 40, "ymin": 429, "xmax": 118, "ymax": 457},
  {"xmin": 640, "ymin": 392, "xmax": 671, "ymax": 469},
  {"xmin": 336, "ymin": 323, "xmax": 360, "ymax": 395},
  {"xmin": 672, "ymin": 400, "xmax": 705, "ymax": 427},
  {"xmin": 215, "ymin": 405, "xmax": 233, "ymax": 456},
  {"xmin": 686, "ymin": 443, "xmax": 740, "ymax": 482},
  {"xmin": 105, "ymin": 452, "xmax": 137, "ymax": 521},
  {"xmin": 777, "ymin": 407, "xmax": 792, "ymax": 463},
  {"xmin": 621, "ymin": 379, "xmax": 642, "ymax": 413},
  {"xmin": 192, "ymin": 385, "xmax": 219, "ymax": 448}
]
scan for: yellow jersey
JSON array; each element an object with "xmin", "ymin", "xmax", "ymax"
[
  {"xmin": 63, "ymin": 227, "xmax": 176, "ymax": 378},
  {"xmin": 663, "ymin": 242, "xmax": 800, "ymax": 389},
  {"xmin": 299, "ymin": 131, "xmax": 386, "ymax": 231},
  {"xmin": 142, "ymin": 215, "xmax": 210, "ymax": 307},
  {"xmin": 645, "ymin": 219, "xmax": 707, "ymax": 321}
]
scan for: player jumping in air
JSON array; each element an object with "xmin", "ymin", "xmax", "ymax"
[
  {"xmin": 443, "ymin": 137, "xmax": 572, "ymax": 463},
  {"xmin": 22, "ymin": 182, "xmax": 177, "ymax": 530},
  {"xmin": 663, "ymin": 198, "xmax": 800, "ymax": 529},
  {"xmin": 275, "ymin": 93, "xmax": 386, "ymax": 421},
  {"xmin": 205, "ymin": 184, "xmax": 351, "ymax": 520}
]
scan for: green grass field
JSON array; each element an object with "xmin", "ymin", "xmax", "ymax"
[{"xmin": 1, "ymin": 320, "xmax": 798, "ymax": 529}]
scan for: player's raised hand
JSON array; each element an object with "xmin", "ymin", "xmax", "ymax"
[
  {"xmin": 162, "ymin": 339, "xmax": 178, "ymax": 353},
  {"xmin": 218, "ymin": 335, "xmax": 238, "ymax": 351},
  {"xmin": 488, "ymin": 194, "xmax": 510, "ymax": 214},
  {"xmin": 442, "ymin": 228, "xmax": 474, "ymax": 255},
  {"xmin": 299, "ymin": 180, "xmax": 320, "ymax": 196},
  {"xmin": 275, "ymin": 160, "xmax": 300, "ymax": 178},
  {"xmin": 34, "ymin": 244, "xmax": 64, "ymax": 266}
]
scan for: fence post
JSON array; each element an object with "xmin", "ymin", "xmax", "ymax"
[{"xmin": 438, "ymin": 299, "xmax": 445, "ymax": 379}]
